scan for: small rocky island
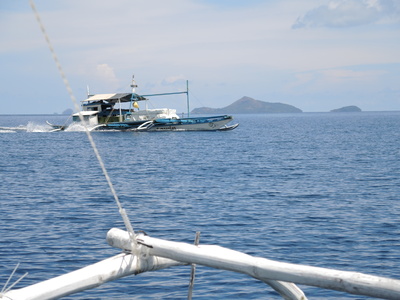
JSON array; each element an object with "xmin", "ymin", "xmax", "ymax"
[
  {"xmin": 330, "ymin": 106, "xmax": 362, "ymax": 112},
  {"xmin": 191, "ymin": 96, "xmax": 302, "ymax": 114}
]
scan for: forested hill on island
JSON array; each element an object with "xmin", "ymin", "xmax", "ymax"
[{"xmin": 191, "ymin": 96, "xmax": 302, "ymax": 114}]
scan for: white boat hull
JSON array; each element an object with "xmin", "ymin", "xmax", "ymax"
[{"xmin": 148, "ymin": 118, "xmax": 234, "ymax": 131}]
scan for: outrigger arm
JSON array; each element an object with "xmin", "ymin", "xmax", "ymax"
[
  {"xmin": 1, "ymin": 228, "xmax": 305, "ymax": 300},
  {"xmin": 140, "ymin": 80, "xmax": 190, "ymax": 117},
  {"xmin": 3, "ymin": 228, "xmax": 400, "ymax": 300}
]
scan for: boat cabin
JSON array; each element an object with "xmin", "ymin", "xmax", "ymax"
[{"xmin": 72, "ymin": 92, "xmax": 179, "ymax": 126}]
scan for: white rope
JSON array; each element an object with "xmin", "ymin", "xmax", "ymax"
[
  {"xmin": 1, "ymin": 263, "xmax": 18, "ymax": 294},
  {"xmin": 29, "ymin": 0, "xmax": 136, "ymax": 248},
  {"xmin": 0, "ymin": 263, "xmax": 29, "ymax": 295}
]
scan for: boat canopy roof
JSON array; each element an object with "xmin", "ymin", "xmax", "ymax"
[
  {"xmin": 72, "ymin": 111, "xmax": 99, "ymax": 116},
  {"xmin": 82, "ymin": 93, "xmax": 146, "ymax": 103}
]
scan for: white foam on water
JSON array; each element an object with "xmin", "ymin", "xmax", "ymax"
[
  {"xmin": 26, "ymin": 122, "xmax": 52, "ymax": 132},
  {"xmin": 64, "ymin": 122, "xmax": 87, "ymax": 132}
]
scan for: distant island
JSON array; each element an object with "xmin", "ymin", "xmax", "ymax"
[
  {"xmin": 191, "ymin": 96, "xmax": 302, "ymax": 114},
  {"xmin": 330, "ymin": 106, "xmax": 362, "ymax": 113},
  {"xmin": 62, "ymin": 108, "xmax": 73, "ymax": 115}
]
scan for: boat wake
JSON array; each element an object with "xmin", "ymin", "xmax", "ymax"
[
  {"xmin": 0, "ymin": 126, "xmax": 27, "ymax": 133},
  {"xmin": 0, "ymin": 122, "xmax": 55, "ymax": 133},
  {"xmin": 66, "ymin": 123, "xmax": 93, "ymax": 132},
  {"xmin": 0, "ymin": 122, "xmax": 91, "ymax": 133},
  {"xmin": 27, "ymin": 122, "xmax": 54, "ymax": 132}
]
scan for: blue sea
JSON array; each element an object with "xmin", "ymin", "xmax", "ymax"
[{"xmin": 1, "ymin": 112, "xmax": 400, "ymax": 299}]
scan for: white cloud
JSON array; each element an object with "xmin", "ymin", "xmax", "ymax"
[
  {"xmin": 293, "ymin": 0, "xmax": 400, "ymax": 28},
  {"xmin": 319, "ymin": 68, "xmax": 386, "ymax": 82},
  {"xmin": 94, "ymin": 64, "xmax": 120, "ymax": 89},
  {"xmin": 162, "ymin": 75, "xmax": 187, "ymax": 84},
  {"xmin": 288, "ymin": 68, "xmax": 388, "ymax": 94},
  {"xmin": 282, "ymin": 66, "xmax": 398, "ymax": 111}
]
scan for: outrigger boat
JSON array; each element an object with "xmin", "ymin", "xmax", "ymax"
[{"xmin": 47, "ymin": 77, "xmax": 238, "ymax": 132}]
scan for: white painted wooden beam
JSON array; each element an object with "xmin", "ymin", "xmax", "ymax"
[
  {"xmin": 107, "ymin": 228, "xmax": 400, "ymax": 300},
  {"xmin": 5, "ymin": 227, "xmax": 398, "ymax": 300},
  {"xmin": 1, "ymin": 253, "xmax": 183, "ymax": 300},
  {"xmin": 107, "ymin": 228, "xmax": 306, "ymax": 300}
]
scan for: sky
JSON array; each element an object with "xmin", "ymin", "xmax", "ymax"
[{"xmin": 0, "ymin": 0, "xmax": 399, "ymax": 114}]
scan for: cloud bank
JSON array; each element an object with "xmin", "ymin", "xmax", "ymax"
[
  {"xmin": 1, "ymin": 0, "xmax": 399, "ymax": 113},
  {"xmin": 293, "ymin": 0, "xmax": 400, "ymax": 28}
]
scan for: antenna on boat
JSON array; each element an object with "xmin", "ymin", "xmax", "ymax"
[
  {"xmin": 131, "ymin": 75, "xmax": 138, "ymax": 93},
  {"xmin": 130, "ymin": 75, "xmax": 140, "ymax": 111}
]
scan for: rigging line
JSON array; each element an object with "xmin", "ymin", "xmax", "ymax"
[
  {"xmin": 60, "ymin": 114, "xmax": 72, "ymax": 129},
  {"xmin": 188, "ymin": 90, "xmax": 206, "ymax": 110},
  {"xmin": 2, "ymin": 273, "xmax": 29, "ymax": 295},
  {"xmin": 0, "ymin": 263, "xmax": 28, "ymax": 294},
  {"xmin": 29, "ymin": 0, "xmax": 137, "ymax": 247},
  {"xmin": 1, "ymin": 263, "xmax": 18, "ymax": 293}
]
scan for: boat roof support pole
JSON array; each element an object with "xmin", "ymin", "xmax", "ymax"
[{"xmin": 119, "ymin": 98, "xmax": 122, "ymax": 122}]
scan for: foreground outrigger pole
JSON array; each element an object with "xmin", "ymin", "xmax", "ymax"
[{"xmin": 3, "ymin": 228, "xmax": 400, "ymax": 300}]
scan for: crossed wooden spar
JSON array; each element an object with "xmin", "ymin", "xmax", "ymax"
[{"xmin": 2, "ymin": 228, "xmax": 400, "ymax": 300}]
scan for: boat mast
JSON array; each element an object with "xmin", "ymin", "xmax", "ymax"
[
  {"xmin": 130, "ymin": 75, "xmax": 138, "ymax": 112},
  {"xmin": 186, "ymin": 80, "xmax": 190, "ymax": 118}
]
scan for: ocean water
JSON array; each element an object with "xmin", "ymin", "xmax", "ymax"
[{"xmin": 1, "ymin": 112, "xmax": 400, "ymax": 299}]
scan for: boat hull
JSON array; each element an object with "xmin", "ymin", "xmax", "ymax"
[
  {"xmin": 146, "ymin": 115, "xmax": 235, "ymax": 131},
  {"xmin": 48, "ymin": 116, "xmax": 238, "ymax": 132},
  {"xmin": 90, "ymin": 115, "xmax": 237, "ymax": 131}
]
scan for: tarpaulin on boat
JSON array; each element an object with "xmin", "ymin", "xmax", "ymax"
[
  {"xmin": 82, "ymin": 93, "xmax": 132, "ymax": 102},
  {"xmin": 82, "ymin": 93, "xmax": 147, "ymax": 103}
]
